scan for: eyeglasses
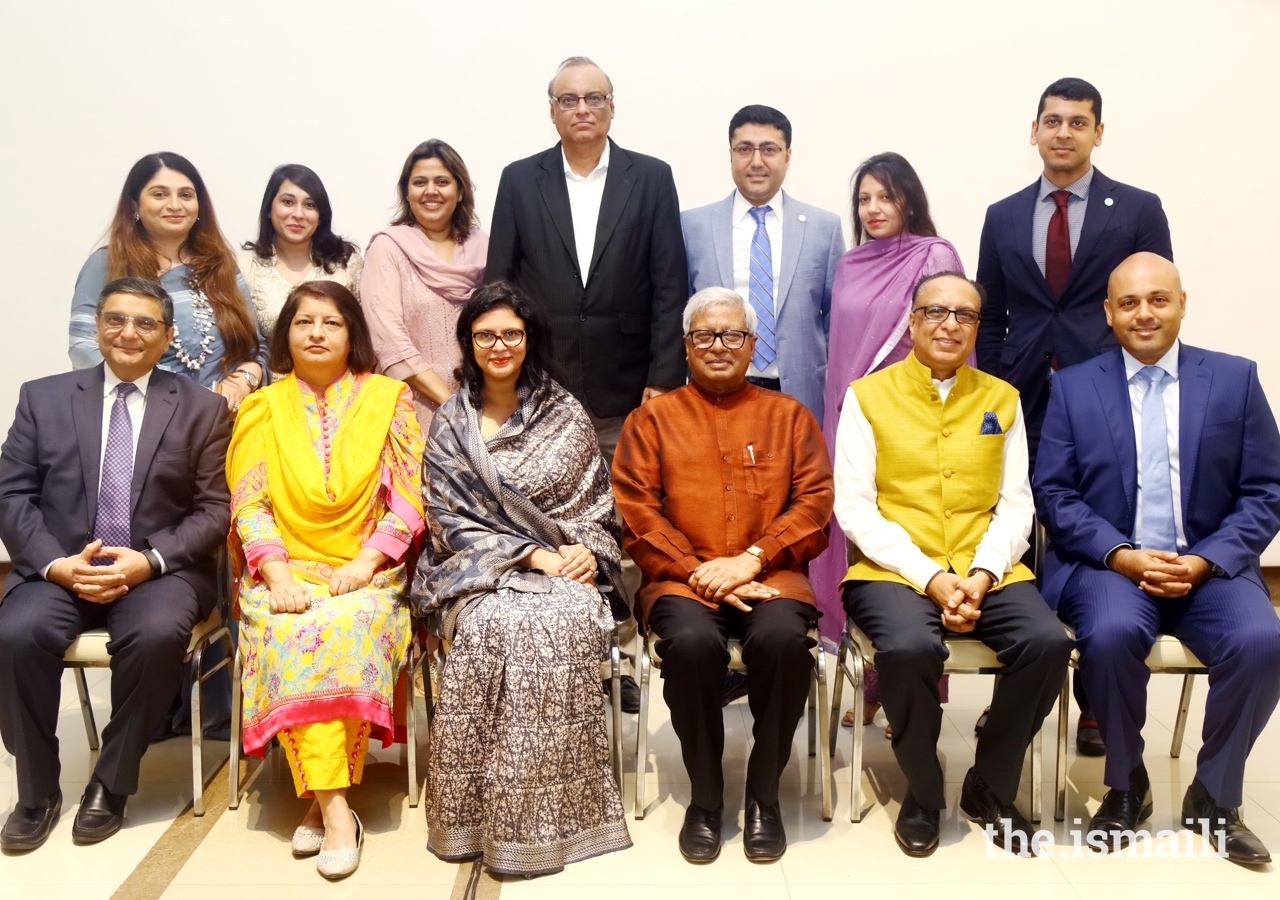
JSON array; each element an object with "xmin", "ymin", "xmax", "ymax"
[
  {"xmin": 911, "ymin": 305, "xmax": 982, "ymax": 327},
  {"xmin": 686, "ymin": 329, "xmax": 750, "ymax": 350},
  {"xmin": 551, "ymin": 92, "xmax": 612, "ymax": 110},
  {"xmin": 731, "ymin": 143, "xmax": 785, "ymax": 159},
  {"xmin": 100, "ymin": 311, "xmax": 162, "ymax": 334},
  {"xmin": 472, "ymin": 329, "xmax": 526, "ymax": 349}
]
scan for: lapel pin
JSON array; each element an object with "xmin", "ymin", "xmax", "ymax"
[
  {"xmin": 1104, "ymin": 198, "xmax": 1114, "ymax": 206},
  {"xmin": 798, "ymin": 213, "xmax": 807, "ymax": 222}
]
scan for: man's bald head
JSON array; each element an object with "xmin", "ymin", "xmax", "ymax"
[{"xmin": 1104, "ymin": 252, "xmax": 1186, "ymax": 364}]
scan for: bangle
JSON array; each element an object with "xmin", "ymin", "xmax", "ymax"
[{"xmin": 260, "ymin": 554, "xmax": 287, "ymax": 567}]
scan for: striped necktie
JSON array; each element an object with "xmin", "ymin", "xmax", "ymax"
[{"xmin": 748, "ymin": 206, "xmax": 776, "ymax": 370}]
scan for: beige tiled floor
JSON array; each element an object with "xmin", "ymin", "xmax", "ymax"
[{"xmin": 3, "ymin": 660, "xmax": 1280, "ymax": 897}]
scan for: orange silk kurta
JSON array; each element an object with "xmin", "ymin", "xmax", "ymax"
[{"xmin": 612, "ymin": 381, "xmax": 834, "ymax": 627}]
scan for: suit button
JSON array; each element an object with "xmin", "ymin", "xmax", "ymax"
[
  {"xmin": 941, "ymin": 428, "xmax": 952, "ymax": 437},
  {"xmin": 930, "ymin": 393, "xmax": 939, "ymax": 402},
  {"xmin": 727, "ymin": 516, "xmax": 735, "ymax": 522},
  {"xmin": 579, "ymin": 315, "xmax": 586, "ymax": 322},
  {"xmin": 722, "ymin": 455, "xmax": 729, "ymax": 462},
  {"xmin": 725, "ymin": 486, "xmax": 732, "ymax": 492},
  {"xmin": 943, "ymin": 469, "xmax": 953, "ymax": 478},
  {"xmin": 1044, "ymin": 351, "xmax": 1052, "ymax": 360},
  {"xmin": 944, "ymin": 509, "xmax": 953, "ymax": 519}
]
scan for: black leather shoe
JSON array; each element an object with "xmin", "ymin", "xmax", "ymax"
[
  {"xmin": 1181, "ymin": 777, "xmax": 1271, "ymax": 865},
  {"xmin": 743, "ymin": 795, "xmax": 786, "ymax": 862},
  {"xmin": 1, "ymin": 790, "xmax": 62, "ymax": 851},
  {"xmin": 1076, "ymin": 711, "xmax": 1106, "ymax": 757},
  {"xmin": 1086, "ymin": 764, "xmax": 1152, "ymax": 852},
  {"xmin": 894, "ymin": 790, "xmax": 940, "ymax": 857},
  {"xmin": 602, "ymin": 676, "xmax": 642, "ymax": 714},
  {"xmin": 973, "ymin": 706, "xmax": 991, "ymax": 738},
  {"xmin": 960, "ymin": 768, "xmax": 1037, "ymax": 856},
  {"xmin": 72, "ymin": 779, "xmax": 127, "ymax": 844},
  {"xmin": 722, "ymin": 672, "xmax": 750, "ymax": 707},
  {"xmin": 678, "ymin": 803, "xmax": 722, "ymax": 863}
]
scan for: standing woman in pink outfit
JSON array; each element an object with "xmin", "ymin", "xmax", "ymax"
[
  {"xmin": 810, "ymin": 152, "xmax": 965, "ymax": 733},
  {"xmin": 362, "ymin": 140, "xmax": 488, "ymax": 435}
]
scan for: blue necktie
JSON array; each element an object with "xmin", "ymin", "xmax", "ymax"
[
  {"xmin": 1138, "ymin": 365, "xmax": 1177, "ymax": 551},
  {"xmin": 747, "ymin": 206, "xmax": 776, "ymax": 370},
  {"xmin": 93, "ymin": 383, "xmax": 137, "ymax": 563}
]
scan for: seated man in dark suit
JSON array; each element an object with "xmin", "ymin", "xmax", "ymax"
[
  {"xmin": 0, "ymin": 277, "xmax": 231, "ymax": 850},
  {"xmin": 1035, "ymin": 252, "xmax": 1280, "ymax": 863}
]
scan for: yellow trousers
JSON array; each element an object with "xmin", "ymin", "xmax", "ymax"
[{"xmin": 278, "ymin": 718, "xmax": 370, "ymax": 797}]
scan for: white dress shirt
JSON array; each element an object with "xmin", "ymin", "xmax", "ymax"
[
  {"xmin": 1123, "ymin": 340, "xmax": 1187, "ymax": 551},
  {"xmin": 732, "ymin": 190, "xmax": 784, "ymax": 379},
  {"xmin": 563, "ymin": 141, "xmax": 610, "ymax": 286},
  {"xmin": 833, "ymin": 374, "xmax": 1034, "ymax": 591}
]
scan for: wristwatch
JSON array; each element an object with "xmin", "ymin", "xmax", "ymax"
[
  {"xmin": 745, "ymin": 545, "xmax": 766, "ymax": 571},
  {"xmin": 235, "ymin": 368, "xmax": 261, "ymax": 390},
  {"xmin": 142, "ymin": 547, "xmax": 163, "ymax": 579}
]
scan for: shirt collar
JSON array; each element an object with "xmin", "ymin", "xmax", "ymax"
[
  {"xmin": 1123, "ymin": 340, "xmax": 1181, "ymax": 383},
  {"xmin": 562, "ymin": 140, "xmax": 610, "ymax": 181},
  {"xmin": 103, "ymin": 366, "xmax": 153, "ymax": 399},
  {"xmin": 1038, "ymin": 166, "xmax": 1094, "ymax": 203},
  {"xmin": 733, "ymin": 189, "xmax": 784, "ymax": 224}
]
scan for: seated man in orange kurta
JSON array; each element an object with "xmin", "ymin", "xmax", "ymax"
[{"xmin": 613, "ymin": 287, "xmax": 834, "ymax": 865}]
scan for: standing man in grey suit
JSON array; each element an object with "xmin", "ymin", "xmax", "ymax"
[
  {"xmin": 0, "ymin": 278, "xmax": 231, "ymax": 850},
  {"xmin": 486, "ymin": 56, "xmax": 689, "ymax": 710},
  {"xmin": 681, "ymin": 105, "xmax": 844, "ymax": 427}
]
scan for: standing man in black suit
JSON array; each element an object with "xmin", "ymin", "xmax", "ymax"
[
  {"xmin": 975, "ymin": 76, "xmax": 1174, "ymax": 757},
  {"xmin": 0, "ymin": 278, "xmax": 231, "ymax": 850},
  {"xmin": 487, "ymin": 56, "xmax": 689, "ymax": 709}
]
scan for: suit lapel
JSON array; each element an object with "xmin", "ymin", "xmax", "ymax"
[
  {"xmin": 1015, "ymin": 181, "xmax": 1052, "ymax": 301},
  {"xmin": 587, "ymin": 140, "xmax": 634, "ymax": 282},
  {"xmin": 72, "ymin": 366, "xmax": 107, "ymax": 532},
  {"xmin": 711, "ymin": 193, "xmax": 735, "ymax": 287},
  {"xmin": 776, "ymin": 192, "xmax": 803, "ymax": 315},
  {"xmin": 1177, "ymin": 345, "xmax": 1211, "ymax": 510},
  {"xmin": 1061, "ymin": 169, "xmax": 1117, "ymax": 296},
  {"xmin": 1094, "ymin": 351, "xmax": 1138, "ymax": 519},
  {"xmin": 537, "ymin": 146, "xmax": 578, "ymax": 270},
  {"xmin": 129, "ymin": 370, "xmax": 178, "ymax": 517}
]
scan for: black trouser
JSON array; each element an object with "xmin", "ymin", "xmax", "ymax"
[
  {"xmin": 648, "ymin": 595, "xmax": 816, "ymax": 810},
  {"xmin": 843, "ymin": 580, "xmax": 1070, "ymax": 810},
  {"xmin": 0, "ymin": 575, "xmax": 209, "ymax": 805}
]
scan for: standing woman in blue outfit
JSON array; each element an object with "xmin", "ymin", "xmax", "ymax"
[{"xmin": 69, "ymin": 152, "xmax": 265, "ymax": 411}]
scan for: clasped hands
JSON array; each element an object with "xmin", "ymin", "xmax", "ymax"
[
  {"xmin": 524, "ymin": 544, "xmax": 598, "ymax": 585},
  {"xmin": 688, "ymin": 552, "xmax": 777, "ymax": 613},
  {"xmin": 925, "ymin": 570, "xmax": 994, "ymax": 633},
  {"xmin": 264, "ymin": 547, "xmax": 386, "ymax": 614},
  {"xmin": 46, "ymin": 540, "xmax": 151, "ymax": 603},
  {"xmin": 1109, "ymin": 548, "xmax": 1212, "ymax": 598}
]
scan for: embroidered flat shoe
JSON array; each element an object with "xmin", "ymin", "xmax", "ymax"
[
  {"xmin": 316, "ymin": 811, "xmax": 363, "ymax": 879},
  {"xmin": 291, "ymin": 824, "xmax": 325, "ymax": 856}
]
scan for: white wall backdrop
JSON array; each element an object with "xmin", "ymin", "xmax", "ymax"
[{"xmin": 1, "ymin": 0, "xmax": 1277, "ymax": 560}]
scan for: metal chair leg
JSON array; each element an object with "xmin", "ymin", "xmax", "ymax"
[
  {"xmin": 828, "ymin": 638, "xmax": 846, "ymax": 757},
  {"xmin": 610, "ymin": 634, "xmax": 622, "ymax": 791},
  {"xmin": 807, "ymin": 666, "xmax": 817, "ymax": 756},
  {"xmin": 816, "ymin": 649, "xmax": 832, "ymax": 821},
  {"xmin": 406, "ymin": 638, "xmax": 420, "ymax": 809},
  {"xmin": 228, "ymin": 647, "xmax": 242, "ymax": 810},
  {"xmin": 1171, "ymin": 673, "xmax": 1195, "ymax": 758},
  {"xmin": 75, "ymin": 668, "xmax": 100, "ymax": 751},
  {"xmin": 190, "ymin": 640, "xmax": 206, "ymax": 817},
  {"xmin": 634, "ymin": 641, "xmax": 651, "ymax": 820},
  {"xmin": 1055, "ymin": 674, "xmax": 1069, "ymax": 821},
  {"xmin": 850, "ymin": 644, "xmax": 866, "ymax": 823}
]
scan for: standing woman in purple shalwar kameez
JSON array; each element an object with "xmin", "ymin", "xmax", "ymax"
[{"xmin": 811, "ymin": 153, "xmax": 966, "ymax": 734}]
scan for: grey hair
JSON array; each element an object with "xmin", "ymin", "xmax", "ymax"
[
  {"xmin": 681, "ymin": 287, "xmax": 758, "ymax": 334},
  {"xmin": 97, "ymin": 276, "xmax": 175, "ymax": 327},
  {"xmin": 547, "ymin": 56, "xmax": 614, "ymax": 98}
]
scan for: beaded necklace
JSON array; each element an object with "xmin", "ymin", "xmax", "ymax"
[{"xmin": 170, "ymin": 278, "xmax": 218, "ymax": 371}]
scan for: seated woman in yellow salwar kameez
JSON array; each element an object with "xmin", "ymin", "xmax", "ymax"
[{"xmin": 228, "ymin": 280, "xmax": 424, "ymax": 880}]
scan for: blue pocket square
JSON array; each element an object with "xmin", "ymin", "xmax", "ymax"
[{"xmin": 980, "ymin": 411, "xmax": 1003, "ymax": 435}]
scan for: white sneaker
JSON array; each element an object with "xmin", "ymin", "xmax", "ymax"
[
  {"xmin": 291, "ymin": 825, "xmax": 324, "ymax": 857},
  {"xmin": 316, "ymin": 811, "xmax": 363, "ymax": 880}
]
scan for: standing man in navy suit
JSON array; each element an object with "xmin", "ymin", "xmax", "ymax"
[
  {"xmin": 976, "ymin": 77, "xmax": 1173, "ymax": 754},
  {"xmin": 1035, "ymin": 253, "xmax": 1280, "ymax": 864},
  {"xmin": 681, "ymin": 105, "xmax": 844, "ymax": 427},
  {"xmin": 486, "ymin": 56, "xmax": 689, "ymax": 711},
  {"xmin": 0, "ymin": 278, "xmax": 231, "ymax": 850}
]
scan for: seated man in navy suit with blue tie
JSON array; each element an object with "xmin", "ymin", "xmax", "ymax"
[
  {"xmin": 1035, "ymin": 252, "xmax": 1280, "ymax": 863},
  {"xmin": 0, "ymin": 278, "xmax": 231, "ymax": 850}
]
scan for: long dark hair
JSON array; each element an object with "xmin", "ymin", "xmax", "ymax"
[
  {"xmin": 267, "ymin": 280, "xmax": 377, "ymax": 375},
  {"xmin": 850, "ymin": 152, "xmax": 938, "ymax": 246},
  {"xmin": 242, "ymin": 164, "xmax": 358, "ymax": 272},
  {"xmin": 453, "ymin": 281, "xmax": 556, "ymax": 409},
  {"xmin": 391, "ymin": 139, "xmax": 477, "ymax": 243},
  {"xmin": 107, "ymin": 152, "xmax": 258, "ymax": 373}
]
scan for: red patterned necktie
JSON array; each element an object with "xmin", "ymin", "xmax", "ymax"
[
  {"xmin": 92, "ymin": 382, "xmax": 136, "ymax": 564},
  {"xmin": 1045, "ymin": 189, "xmax": 1072, "ymax": 296}
]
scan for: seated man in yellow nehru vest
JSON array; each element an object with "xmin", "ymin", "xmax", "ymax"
[{"xmin": 833, "ymin": 272, "xmax": 1071, "ymax": 858}]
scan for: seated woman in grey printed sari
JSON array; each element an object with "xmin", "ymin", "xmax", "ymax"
[{"xmin": 413, "ymin": 281, "xmax": 631, "ymax": 876}]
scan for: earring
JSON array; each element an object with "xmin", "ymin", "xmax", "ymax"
[{"xmin": 134, "ymin": 212, "xmax": 140, "ymax": 221}]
